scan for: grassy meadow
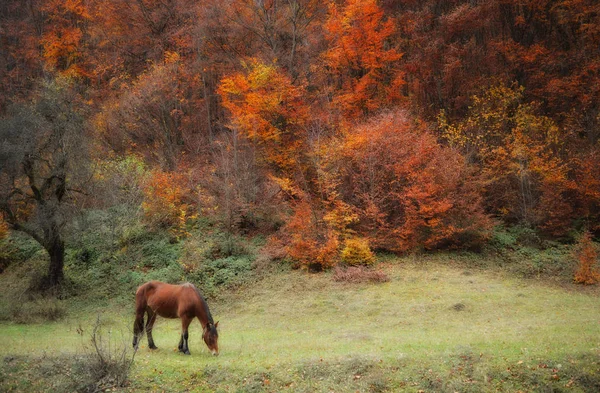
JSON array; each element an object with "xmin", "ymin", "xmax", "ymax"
[{"xmin": 1, "ymin": 256, "xmax": 599, "ymax": 392}]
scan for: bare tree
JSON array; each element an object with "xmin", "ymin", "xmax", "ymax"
[{"xmin": 0, "ymin": 77, "xmax": 90, "ymax": 288}]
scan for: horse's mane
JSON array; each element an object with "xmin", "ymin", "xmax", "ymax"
[{"xmin": 187, "ymin": 283, "xmax": 215, "ymax": 326}]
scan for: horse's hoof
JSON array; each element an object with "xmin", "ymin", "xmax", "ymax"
[
  {"xmin": 149, "ymin": 345, "xmax": 158, "ymax": 350},
  {"xmin": 184, "ymin": 350, "xmax": 191, "ymax": 355}
]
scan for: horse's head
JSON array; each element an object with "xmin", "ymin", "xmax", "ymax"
[{"xmin": 203, "ymin": 321, "xmax": 219, "ymax": 356}]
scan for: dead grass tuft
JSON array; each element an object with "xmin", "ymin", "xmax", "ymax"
[{"xmin": 332, "ymin": 265, "xmax": 389, "ymax": 284}]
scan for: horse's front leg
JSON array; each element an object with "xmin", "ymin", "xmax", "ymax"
[
  {"xmin": 146, "ymin": 310, "xmax": 158, "ymax": 350},
  {"xmin": 179, "ymin": 316, "xmax": 192, "ymax": 355}
]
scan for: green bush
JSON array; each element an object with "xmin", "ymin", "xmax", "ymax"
[
  {"xmin": 209, "ymin": 232, "xmax": 250, "ymax": 259},
  {"xmin": 138, "ymin": 237, "xmax": 181, "ymax": 269},
  {"xmin": 119, "ymin": 222, "xmax": 156, "ymax": 247},
  {"xmin": 509, "ymin": 225, "xmax": 543, "ymax": 247},
  {"xmin": 0, "ymin": 232, "xmax": 45, "ymax": 273},
  {"xmin": 488, "ymin": 225, "xmax": 550, "ymax": 252},
  {"xmin": 188, "ymin": 255, "xmax": 254, "ymax": 296},
  {"xmin": 146, "ymin": 263, "xmax": 186, "ymax": 284},
  {"xmin": 488, "ymin": 226, "xmax": 518, "ymax": 251},
  {"xmin": 64, "ymin": 215, "xmax": 185, "ymax": 301}
]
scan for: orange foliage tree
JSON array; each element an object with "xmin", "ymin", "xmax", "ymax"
[
  {"xmin": 322, "ymin": 0, "xmax": 404, "ymax": 119},
  {"xmin": 40, "ymin": 0, "xmax": 92, "ymax": 77},
  {"xmin": 218, "ymin": 59, "xmax": 309, "ymax": 180},
  {"xmin": 284, "ymin": 200, "xmax": 340, "ymax": 271},
  {"xmin": 573, "ymin": 231, "xmax": 600, "ymax": 285},
  {"xmin": 280, "ymin": 186, "xmax": 364, "ymax": 270},
  {"xmin": 142, "ymin": 169, "xmax": 196, "ymax": 238},
  {"xmin": 333, "ymin": 111, "xmax": 492, "ymax": 252},
  {"xmin": 88, "ymin": 0, "xmax": 198, "ymax": 82},
  {"xmin": 219, "ymin": 60, "xmax": 346, "ymax": 266}
]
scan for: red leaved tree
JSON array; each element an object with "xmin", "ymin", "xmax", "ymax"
[{"xmin": 333, "ymin": 110, "xmax": 492, "ymax": 252}]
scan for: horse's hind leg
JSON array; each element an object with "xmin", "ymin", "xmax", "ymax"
[
  {"xmin": 132, "ymin": 309, "xmax": 145, "ymax": 349},
  {"xmin": 146, "ymin": 309, "xmax": 158, "ymax": 350},
  {"xmin": 179, "ymin": 316, "xmax": 192, "ymax": 355}
]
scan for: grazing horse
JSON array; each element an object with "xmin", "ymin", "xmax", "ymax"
[{"xmin": 132, "ymin": 281, "xmax": 219, "ymax": 356}]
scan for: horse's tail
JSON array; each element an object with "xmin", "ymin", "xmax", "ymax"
[{"xmin": 133, "ymin": 282, "xmax": 150, "ymax": 348}]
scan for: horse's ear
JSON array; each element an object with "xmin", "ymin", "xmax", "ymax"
[{"xmin": 215, "ymin": 321, "xmax": 219, "ymax": 328}]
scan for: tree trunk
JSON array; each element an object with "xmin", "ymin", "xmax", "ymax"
[{"xmin": 46, "ymin": 236, "xmax": 65, "ymax": 287}]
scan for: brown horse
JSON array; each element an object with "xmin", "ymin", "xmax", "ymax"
[{"xmin": 132, "ymin": 281, "xmax": 219, "ymax": 356}]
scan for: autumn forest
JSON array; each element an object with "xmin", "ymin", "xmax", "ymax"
[{"xmin": 1, "ymin": 0, "xmax": 600, "ymax": 285}]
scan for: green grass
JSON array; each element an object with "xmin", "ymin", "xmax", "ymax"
[{"xmin": 1, "ymin": 258, "xmax": 599, "ymax": 392}]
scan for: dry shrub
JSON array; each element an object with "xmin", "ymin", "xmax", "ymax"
[
  {"xmin": 0, "ymin": 262, "xmax": 67, "ymax": 323},
  {"xmin": 253, "ymin": 236, "xmax": 288, "ymax": 272},
  {"xmin": 332, "ymin": 265, "xmax": 389, "ymax": 284},
  {"xmin": 197, "ymin": 133, "xmax": 284, "ymax": 234},
  {"xmin": 80, "ymin": 316, "xmax": 135, "ymax": 391},
  {"xmin": 0, "ymin": 296, "xmax": 66, "ymax": 324},
  {"xmin": 340, "ymin": 237, "xmax": 375, "ymax": 266},
  {"xmin": 573, "ymin": 231, "xmax": 600, "ymax": 285},
  {"xmin": 37, "ymin": 316, "xmax": 137, "ymax": 392}
]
